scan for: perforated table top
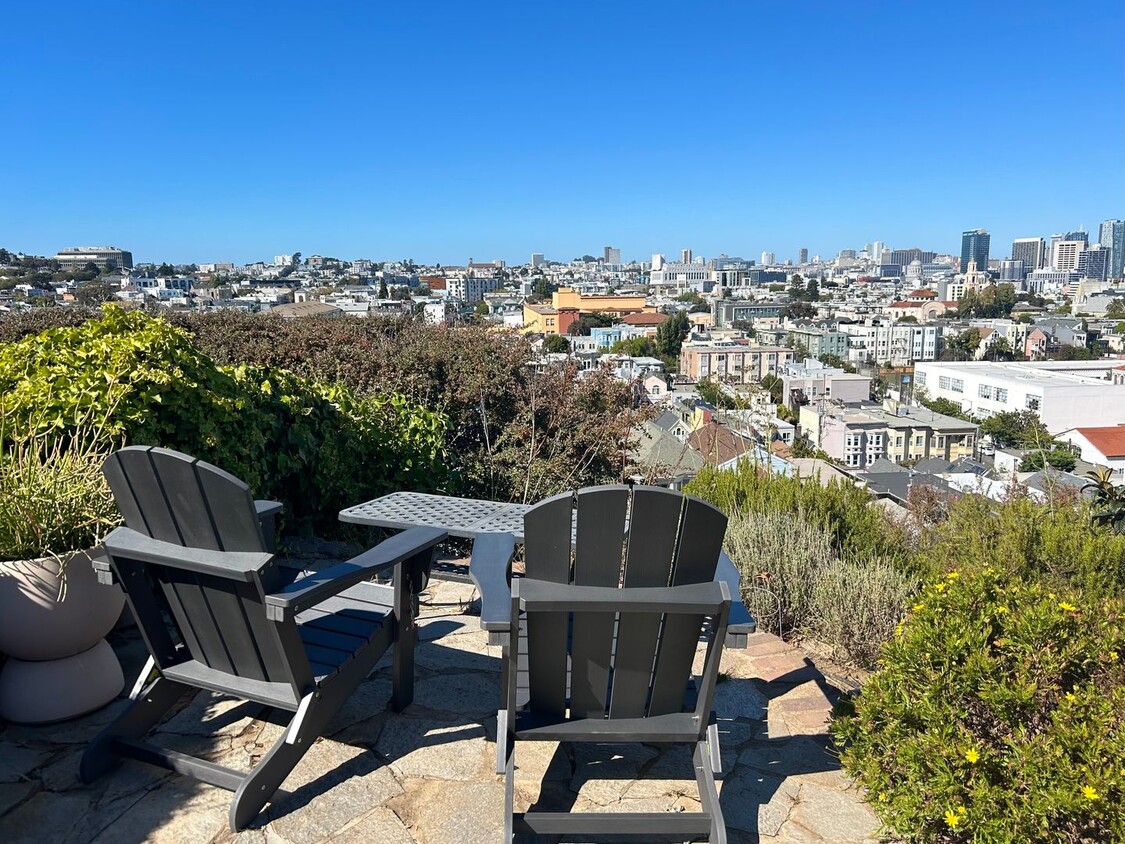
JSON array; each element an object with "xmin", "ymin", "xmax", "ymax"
[{"xmin": 339, "ymin": 492, "xmax": 530, "ymax": 541}]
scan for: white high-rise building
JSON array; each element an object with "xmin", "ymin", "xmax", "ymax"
[
  {"xmin": 760, "ymin": 251, "xmax": 776, "ymax": 265},
  {"xmin": 872, "ymin": 241, "xmax": 886, "ymax": 263},
  {"xmin": 1053, "ymin": 240, "xmax": 1086, "ymax": 272},
  {"xmin": 651, "ymin": 253, "xmax": 665, "ymax": 271},
  {"xmin": 681, "ymin": 249, "xmax": 693, "ymax": 264}
]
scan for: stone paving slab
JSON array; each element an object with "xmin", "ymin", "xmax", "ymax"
[{"xmin": 0, "ymin": 580, "xmax": 880, "ymax": 843}]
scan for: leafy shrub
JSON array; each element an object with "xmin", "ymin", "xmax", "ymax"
[
  {"xmin": 723, "ymin": 509, "xmax": 915, "ymax": 667},
  {"xmin": 0, "ymin": 308, "xmax": 644, "ymax": 503},
  {"xmin": 914, "ymin": 493, "xmax": 1125, "ymax": 599},
  {"xmin": 688, "ymin": 462, "xmax": 914, "ymax": 572},
  {"xmin": 833, "ymin": 569, "xmax": 1125, "ymax": 842},
  {"xmin": 724, "ymin": 510, "xmax": 832, "ymax": 639},
  {"xmin": 808, "ymin": 556, "xmax": 917, "ymax": 668},
  {"xmin": 0, "ymin": 307, "xmax": 447, "ymax": 533}
]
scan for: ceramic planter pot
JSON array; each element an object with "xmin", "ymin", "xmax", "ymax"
[
  {"xmin": 0, "ymin": 550, "xmax": 126, "ymax": 723},
  {"xmin": 0, "ymin": 550, "xmax": 125, "ymax": 660},
  {"xmin": 0, "ymin": 639, "xmax": 124, "ymax": 724}
]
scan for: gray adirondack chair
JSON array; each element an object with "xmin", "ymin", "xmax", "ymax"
[
  {"xmin": 489, "ymin": 485, "xmax": 734, "ymax": 842},
  {"xmin": 79, "ymin": 446, "xmax": 446, "ymax": 831}
]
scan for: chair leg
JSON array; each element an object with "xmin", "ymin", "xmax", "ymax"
[
  {"xmin": 391, "ymin": 548, "xmax": 432, "ymax": 711},
  {"xmin": 504, "ymin": 741, "xmax": 515, "ymax": 844},
  {"xmin": 694, "ymin": 741, "xmax": 727, "ymax": 844},
  {"xmin": 80, "ymin": 675, "xmax": 192, "ymax": 783}
]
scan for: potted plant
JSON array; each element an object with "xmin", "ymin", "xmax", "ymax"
[{"xmin": 0, "ymin": 418, "xmax": 126, "ymax": 724}]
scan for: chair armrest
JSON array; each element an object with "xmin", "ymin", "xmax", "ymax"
[
  {"xmin": 515, "ymin": 577, "xmax": 730, "ymax": 616},
  {"xmin": 469, "ymin": 532, "xmax": 517, "ymax": 634},
  {"xmin": 717, "ymin": 551, "xmax": 757, "ymax": 637},
  {"xmin": 264, "ymin": 526, "xmax": 446, "ymax": 622},
  {"xmin": 255, "ymin": 500, "xmax": 283, "ymax": 553}
]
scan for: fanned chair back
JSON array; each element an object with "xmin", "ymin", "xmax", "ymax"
[
  {"xmin": 101, "ymin": 446, "xmax": 306, "ymax": 706},
  {"xmin": 521, "ymin": 484, "xmax": 727, "ymax": 720}
]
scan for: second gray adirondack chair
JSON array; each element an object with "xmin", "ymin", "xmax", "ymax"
[
  {"xmin": 79, "ymin": 446, "xmax": 446, "ymax": 830},
  {"xmin": 477, "ymin": 485, "xmax": 736, "ymax": 842}
]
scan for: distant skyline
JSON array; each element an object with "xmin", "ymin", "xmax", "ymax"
[{"xmin": 2, "ymin": 1, "xmax": 1122, "ymax": 266}]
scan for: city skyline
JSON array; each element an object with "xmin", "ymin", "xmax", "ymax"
[{"xmin": 2, "ymin": 0, "xmax": 1122, "ymax": 265}]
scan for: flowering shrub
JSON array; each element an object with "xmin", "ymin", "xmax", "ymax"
[{"xmin": 832, "ymin": 569, "xmax": 1125, "ymax": 842}]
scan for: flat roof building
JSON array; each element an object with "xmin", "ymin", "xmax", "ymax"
[
  {"xmin": 914, "ymin": 360, "xmax": 1125, "ymax": 433},
  {"xmin": 54, "ymin": 246, "xmax": 133, "ymax": 270}
]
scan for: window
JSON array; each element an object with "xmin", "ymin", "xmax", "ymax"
[
  {"xmin": 995, "ymin": 388, "xmax": 1008, "ymax": 402},
  {"xmin": 939, "ymin": 376, "xmax": 951, "ymax": 390},
  {"xmin": 951, "ymin": 379, "xmax": 964, "ymax": 393},
  {"xmin": 1026, "ymin": 395, "xmax": 1041, "ymax": 411},
  {"xmin": 915, "ymin": 371, "xmax": 927, "ymax": 386},
  {"xmin": 979, "ymin": 384, "xmax": 992, "ymax": 399}
]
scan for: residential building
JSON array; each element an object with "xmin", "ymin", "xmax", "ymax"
[
  {"xmin": 531, "ymin": 252, "xmax": 545, "ymax": 268},
  {"xmin": 1011, "ymin": 237, "xmax": 1045, "ymax": 275},
  {"xmin": 800, "ymin": 400, "xmax": 978, "ymax": 469},
  {"xmin": 913, "ymin": 360, "xmax": 1125, "ymax": 432},
  {"xmin": 780, "ymin": 358, "xmax": 872, "ymax": 407},
  {"xmin": 54, "ymin": 245, "xmax": 133, "ymax": 270},
  {"xmin": 760, "ymin": 251, "xmax": 776, "ymax": 266},
  {"xmin": 839, "ymin": 321, "xmax": 941, "ymax": 365},
  {"xmin": 785, "ymin": 324, "xmax": 850, "ymax": 358},
  {"xmin": 679, "ymin": 345, "xmax": 796, "ymax": 383},
  {"xmin": 1056, "ymin": 426, "xmax": 1125, "ymax": 481},
  {"xmin": 798, "ymin": 247, "xmax": 809, "ymax": 264},
  {"xmin": 522, "ymin": 303, "xmax": 578, "ymax": 335},
  {"xmin": 603, "ymin": 246, "xmax": 621, "ymax": 266},
  {"xmin": 960, "ymin": 229, "xmax": 990, "ymax": 273},
  {"xmin": 446, "ymin": 274, "xmax": 500, "ymax": 303},
  {"xmin": 1099, "ymin": 219, "xmax": 1124, "ymax": 279}
]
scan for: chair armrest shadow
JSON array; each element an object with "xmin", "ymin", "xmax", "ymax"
[{"xmin": 264, "ymin": 526, "xmax": 446, "ymax": 621}]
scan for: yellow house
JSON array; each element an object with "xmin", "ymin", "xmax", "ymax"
[{"xmin": 551, "ymin": 287, "xmax": 656, "ymax": 316}]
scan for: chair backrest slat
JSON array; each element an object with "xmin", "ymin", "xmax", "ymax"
[
  {"xmin": 569, "ymin": 487, "xmax": 629, "ymax": 717},
  {"xmin": 521, "ymin": 491, "xmax": 573, "ymax": 715},
  {"xmin": 110, "ymin": 448, "xmax": 184, "ymax": 544},
  {"xmin": 520, "ymin": 485, "xmax": 728, "ymax": 722},
  {"xmin": 101, "ymin": 447, "xmax": 302, "ymax": 693}
]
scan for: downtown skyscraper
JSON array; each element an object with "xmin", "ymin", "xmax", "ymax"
[
  {"xmin": 961, "ymin": 229, "xmax": 990, "ymax": 272},
  {"xmin": 1011, "ymin": 237, "xmax": 1045, "ymax": 277},
  {"xmin": 1100, "ymin": 219, "xmax": 1124, "ymax": 279}
]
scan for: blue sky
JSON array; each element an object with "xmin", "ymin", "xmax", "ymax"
[{"xmin": 2, "ymin": 1, "xmax": 1122, "ymax": 266}]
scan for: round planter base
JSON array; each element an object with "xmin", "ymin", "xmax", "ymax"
[{"xmin": 0, "ymin": 639, "xmax": 124, "ymax": 725}]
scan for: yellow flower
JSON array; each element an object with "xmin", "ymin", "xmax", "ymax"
[
  {"xmin": 1058, "ymin": 601, "xmax": 1078, "ymax": 613},
  {"xmin": 965, "ymin": 747, "xmax": 980, "ymax": 763},
  {"xmin": 996, "ymin": 605, "xmax": 1009, "ymax": 614},
  {"xmin": 913, "ymin": 603, "xmax": 925, "ymax": 611},
  {"xmin": 947, "ymin": 571, "xmax": 960, "ymax": 580},
  {"xmin": 944, "ymin": 809, "xmax": 961, "ymax": 828},
  {"xmin": 1065, "ymin": 692, "xmax": 1077, "ymax": 702},
  {"xmin": 934, "ymin": 582, "xmax": 946, "ymax": 592},
  {"xmin": 878, "ymin": 791, "xmax": 888, "ymax": 802},
  {"xmin": 1083, "ymin": 786, "xmax": 1100, "ymax": 801},
  {"xmin": 1110, "ymin": 651, "xmax": 1119, "ymax": 661}
]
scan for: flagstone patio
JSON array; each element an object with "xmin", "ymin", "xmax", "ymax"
[{"xmin": 0, "ymin": 574, "xmax": 882, "ymax": 844}]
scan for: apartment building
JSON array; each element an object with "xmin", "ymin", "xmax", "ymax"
[
  {"xmin": 54, "ymin": 245, "xmax": 133, "ymax": 270},
  {"xmin": 800, "ymin": 400, "xmax": 978, "ymax": 469},
  {"xmin": 679, "ymin": 344, "xmax": 796, "ymax": 383},
  {"xmin": 839, "ymin": 321, "xmax": 941, "ymax": 365}
]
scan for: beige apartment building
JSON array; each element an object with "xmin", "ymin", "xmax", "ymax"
[
  {"xmin": 799, "ymin": 400, "xmax": 978, "ymax": 469},
  {"xmin": 679, "ymin": 345, "xmax": 796, "ymax": 383}
]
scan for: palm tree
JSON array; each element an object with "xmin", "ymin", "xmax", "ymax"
[{"xmin": 1085, "ymin": 467, "xmax": 1125, "ymax": 534}]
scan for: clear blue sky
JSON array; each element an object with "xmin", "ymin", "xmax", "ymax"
[{"xmin": 3, "ymin": 1, "xmax": 1122, "ymax": 266}]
